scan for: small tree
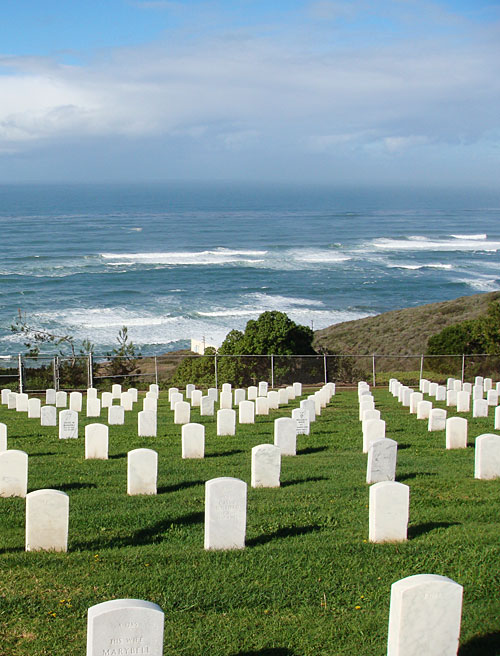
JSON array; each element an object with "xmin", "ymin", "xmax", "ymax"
[{"xmin": 105, "ymin": 327, "xmax": 140, "ymax": 383}]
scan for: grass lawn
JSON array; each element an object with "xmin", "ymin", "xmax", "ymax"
[{"xmin": 0, "ymin": 387, "xmax": 499, "ymax": 655}]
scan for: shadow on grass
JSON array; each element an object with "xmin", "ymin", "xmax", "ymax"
[
  {"xmin": 396, "ymin": 444, "xmax": 411, "ymax": 450},
  {"xmin": 458, "ymin": 632, "xmax": 500, "ymax": 655},
  {"xmin": 157, "ymin": 480, "xmax": 204, "ymax": 494},
  {"xmin": 28, "ymin": 452, "xmax": 56, "ymax": 457},
  {"xmin": 247, "ymin": 524, "xmax": 321, "ymax": 547},
  {"xmin": 296, "ymin": 446, "xmax": 328, "ymax": 455},
  {"xmin": 54, "ymin": 482, "xmax": 97, "ymax": 491},
  {"xmin": 281, "ymin": 476, "xmax": 328, "ymax": 488},
  {"xmin": 398, "ymin": 472, "xmax": 437, "ymax": 482},
  {"xmin": 109, "ymin": 453, "xmax": 127, "ymax": 460},
  {"xmin": 0, "ymin": 545, "xmax": 25, "ymax": 554},
  {"xmin": 232, "ymin": 650, "xmax": 295, "ymax": 656},
  {"xmin": 205, "ymin": 449, "xmax": 243, "ymax": 458},
  {"xmin": 72, "ymin": 511, "xmax": 204, "ymax": 551},
  {"xmin": 408, "ymin": 521, "xmax": 460, "ymax": 539}
]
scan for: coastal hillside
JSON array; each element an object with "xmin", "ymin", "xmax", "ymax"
[{"xmin": 313, "ymin": 291, "xmax": 500, "ymax": 356}]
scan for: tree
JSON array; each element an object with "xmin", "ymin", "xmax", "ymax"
[{"xmin": 105, "ymin": 327, "xmax": 140, "ymax": 382}]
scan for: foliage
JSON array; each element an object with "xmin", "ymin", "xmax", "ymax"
[
  {"xmin": 104, "ymin": 326, "xmax": 140, "ymax": 383},
  {"xmin": 427, "ymin": 319, "xmax": 486, "ymax": 356}
]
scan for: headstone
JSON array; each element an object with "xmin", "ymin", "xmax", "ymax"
[
  {"xmin": 475, "ymin": 375, "xmax": 484, "ymax": 386},
  {"xmin": 363, "ymin": 419, "xmax": 386, "ymax": 453},
  {"xmin": 69, "ymin": 391, "xmax": 83, "ymax": 412},
  {"xmin": 446, "ymin": 390, "xmax": 457, "ymax": 407},
  {"xmin": 191, "ymin": 389, "xmax": 202, "ymax": 407},
  {"xmin": 446, "ymin": 377, "xmax": 455, "ymax": 390},
  {"xmin": 292, "ymin": 381, "xmax": 302, "ymax": 397},
  {"xmin": 238, "ymin": 400, "xmax": 255, "ymax": 424},
  {"xmin": 462, "ymin": 382, "xmax": 472, "ymax": 394},
  {"xmin": 428, "ymin": 408, "xmax": 447, "ymax": 431},
  {"xmin": 120, "ymin": 391, "xmax": 134, "ymax": 411},
  {"xmin": 58, "ymin": 409, "xmax": 78, "ymax": 439},
  {"xmin": 472, "ymin": 384, "xmax": 483, "ymax": 400},
  {"xmin": 474, "ymin": 433, "xmax": 500, "ymax": 479},
  {"xmin": 366, "ymin": 438, "xmax": 397, "ymax": 484},
  {"xmin": 86, "ymin": 398, "xmax": 101, "ymax": 418},
  {"xmin": 0, "ymin": 423, "xmax": 6, "ymax": 452},
  {"xmin": 87, "ymin": 387, "xmax": 98, "ymax": 400},
  {"xmin": 16, "ymin": 393, "xmax": 29, "ymax": 412},
  {"xmin": 55, "ymin": 391, "xmax": 67, "ymax": 408},
  {"xmin": 0, "ymin": 449, "xmax": 28, "ymax": 497},
  {"xmin": 286, "ymin": 385, "xmax": 296, "ymax": 400},
  {"xmin": 40, "ymin": 405, "xmax": 57, "ymax": 426},
  {"xmin": 174, "ymin": 401, "xmax": 190, "ymax": 425},
  {"xmin": 149, "ymin": 383, "xmax": 159, "ymax": 398},
  {"xmin": 128, "ymin": 387, "xmax": 139, "ymax": 402},
  {"xmin": 101, "ymin": 392, "xmax": 113, "ymax": 408},
  {"xmin": 181, "ymin": 423, "xmax": 205, "ymax": 459},
  {"xmin": 251, "ymin": 444, "xmax": 281, "ymax": 488},
  {"xmin": 168, "ymin": 387, "xmax": 179, "ymax": 401},
  {"xmin": 86, "ymin": 599, "xmax": 164, "ymax": 656},
  {"xmin": 267, "ymin": 390, "xmax": 279, "ymax": 410},
  {"xmin": 143, "ymin": 397, "xmax": 157, "ymax": 413},
  {"xmin": 435, "ymin": 385, "xmax": 446, "ymax": 402},
  {"xmin": 219, "ymin": 391, "xmax": 233, "ymax": 409},
  {"xmin": 453, "ymin": 379, "xmax": 462, "ymax": 392},
  {"xmin": 359, "ymin": 397, "xmax": 375, "ymax": 421},
  {"xmin": 456, "ymin": 391, "xmax": 470, "ymax": 413},
  {"xmin": 200, "ymin": 395, "xmax": 214, "ymax": 416},
  {"xmin": 221, "ymin": 382, "xmax": 232, "ymax": 395},
  {"xmin": 487, "ymin": 389, "xmax": 498, "ymax": 406},
  {"xmin": 401, "ymin": 388, "xmax": 412, "ymax": 407},
  {"xmin": 25, "ymin": 489, "xmax": 69, "ymax": 552},
  {"xmin": 207, "ymin": 388, "xmax": 218, "ymax": 402},
  {"xmin": 420, "ymin": 379, "xmax": 430, "ymax": 394},
  {"xmin": 369, "ymin": 481, "xmax": 409, "ymax": 543},
  {"xmin": 497, "ymin": 381, "xmax": 500, "ymax": 394},
  {"xmin": 217, "ymin": 408, "xmax": 236, "ymax": 436},
  {"xmin": 28, "ymin": 397, "xmax": 41, "ymax": 418},
  {"xmin": 204, "ymin": 477, "xmax": 246, "ymax": 550},
  {"xmin": 278, "ymin": 388, "xmax": 289, "ymax": 405},
  {"xmin": 292, "ymin": 408, "xmax": 310, "ymax": 435},
  {"xmin": 409, "ymin": 392, "xmax": 423, "ymax": 414},
  {"xmin": 7, "ymin": 392, "xmax": 17, "ymax": 409},
  {"xmin": 495, "ymin": 405, "xmax": 500, "ymax": 430},
  {"xmin": 472, "ymin": 398, "xmax": 488, "ymax": 418},
  {"xmin": 146, "ymin": 390, "xmax": 156, "ymax": 400},
  {"xmin": 111, "ymin": 384, "xmax": 122, "ymax": 399},
  {"xmin": 186, "ymin": 383, "xmax": 196, "ymax": 399},
  {"xmin": 45, "ymin": 388, "xmax": 56, "ymax": 404},
  {"xmin": 484, "ymin": 377, "xmax": 493, "ymax": 392},
  {"xmin": 445, "ymin": 417, "xmax": 467, "ymax": 450},
  {"xmin": 1, "ymin": 388, "xmax": 11, "ymax": 404},
  {"xmin": 274, "ymin": 417, "xmax": 297, "ymax": 456},
  {"xmin": 428, "ymin": 382, "xmax": 438, "ymax": 397},
  {"xmin": 300, "ymin": 398, "xmax": 316, "ymax": 422},
  {"xmin": 387, "ymin": 574, "xmax": 463, "ymax": 656},
  {"xmin": 258, "ymin": 381, "xmax": 268, "ymax": 397},
  {"xmin": 255, "ymin": 396, "xmax": 269, "ymax": 415},
  {"xmin": 85, "ymin": 423, "xmax": 109, "ymax": 459},
  {"xmin": 108, "ymin": 405, "xmax": 125, "ymax": 426},
  {"xmin": 234, "ymin": 388, "xmax": 246, "ymax": 406},
  {"xmin": 362, "ymin": 408, "xmax": 381, "ymax": 424},
  {"xmin": 127, "ymin": 448, "xmax": 157, "ymax": 494},
  {"xmin": 138, "ymin": 410, "xmax": 157, "ymax": 437},
  {"xmin": 416, "ymin": 400, "xmax": 432, "ymax": 420},
  {"xmin": 247, "ymin": 386, "xmax": 258, "ymax": 401}
]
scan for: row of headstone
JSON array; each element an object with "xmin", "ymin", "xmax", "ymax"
[
  {"xmin": 361, "ymin": 382, "xmax": 398, "ymax": 486},
  {"xmin": 83, "ymin": 571, "xmax": 463, "ymax": 656}
]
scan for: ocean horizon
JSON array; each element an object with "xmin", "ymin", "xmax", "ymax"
[{"xmin": 1, "ymin": 181, "xmax": 500, "ymax": 357}]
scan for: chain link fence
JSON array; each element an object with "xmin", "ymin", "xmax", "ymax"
[{"xmin": 3, "ymin": 351, "xmax": 500, "ymax": 393}]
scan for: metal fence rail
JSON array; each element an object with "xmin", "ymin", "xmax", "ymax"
[{"xmin": 1, "ymin": 351, "xmax": 499, "ymax": 393}]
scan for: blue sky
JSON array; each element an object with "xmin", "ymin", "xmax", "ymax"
[{"xmin": 0, "ymin": 0, "xmax": 499, "ymax": 185}]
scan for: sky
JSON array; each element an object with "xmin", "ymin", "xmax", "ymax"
[{"xmin": 0, "ymin": 0, "xmax": 499, "ymax": 186}]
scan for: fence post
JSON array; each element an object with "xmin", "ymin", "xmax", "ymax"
[
  {"xmin": 372, "ymin": 354, "xmax": 376, "ymax": 388},
  {"xmin": 54, "ymin": 356, "xmax": 59, "ymax": 391},
  {"xmin": 271, "ymin": 355, "xmax": 274, "ymax": 389},
  {"xmin": 88, "ymin": 353, "xmax": 93, "ymax": 389},
  {"xmin": 324, "ymin": 354, "xmax": 328, "ymax": 384},
  {"xmin": 419, "ymin": 354, "xmax": 424, "ymax": 381},
  {"xmin": 214, "ymin": 354, "xmax": 218, "ymax": 389},
  {"xmin": 18, "ymin": 354, "xmax": 23, "ymax": 393},
  {"xmin": 461, "ymin": 354, "xmax": 465, "ymax": 383},
  {"xmin": 154, "ymin": 355, "xmax": 158, "ymax": 386}
]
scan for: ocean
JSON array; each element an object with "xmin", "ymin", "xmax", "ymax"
[{"xmin": 1, "ymin": 182, "xmax": 499, "ymax": 357}]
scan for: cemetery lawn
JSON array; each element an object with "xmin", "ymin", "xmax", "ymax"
[{"xmin": 1, "ymin": 389, "xmax": 499, "ymax": 656}]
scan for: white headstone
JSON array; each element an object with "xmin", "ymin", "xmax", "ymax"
[
  {"xmin": 362, "ymin": 408, "xmax": 381, "ymax": 424},
  {"xmin": 387, "ymin": 574, "xmax": 463, "ymax": 656},
  {"xmin": 168, "ymin": 387, "xmax": 179, "ymax": 401},
  {"xmin": 300, "ymin": 398, "xmax": 316, "ymax": 422},
  {"xmin": 207, "ymin": 388, "xmax": 218, "ymax": 402},
  {"xmin": 453, "ymin": 379, "xmax": 462, "ymax": 392},
  {"xmin": 28, "ymin": 397, "xmax": 41, "ymax": 419},
  {"xmin": 428, "ymin": 408, "xmax": 447, "ymax": 431},
  {"xmin": 475, "ymin": 375, "xmax": 484, "ymax": 386},
  {"xmin": 217, "ymin": 408, "xmax": 236, "ymax": 436},
  {"xmin": 255, "ymin": 396, "xmax": 269, "ymax": 415},
  {"xmin": 0, "ymin": 423, "xmax": 6, "ymax": 452},
  {"xmin": 186, "ymin": 383, "xmax": 196, "ymax": 399},
  {"xmin": 363, "ymin": 419, "xmax": 386, "ymax": 453},
  {"xmin": 247, "ymin": 386, "xmax": 258, "ymax": 401},
  {"xmin": 86, "ymin": 398, "xmax": 101, "ymax": 418},
  {"xmin": 446, "ymin": 390, "xmax": 457, "ymax": 407},
  {"xmin": 174, "ymin": 400, "xmax": 190, "ymax": 425},
  {"xmin": 85, "ymin": 423, "xmax": 109, "ymax": 459},
  {"xmin": 108, "ymin": 405, "xmax": 125, "ymax": 426},
  {"xmin": 16, "ymin": 392, "xmax": 29, "ymax": 412},
  {"xmin": 286, "ymin": 385, "xmax": 296, "ymax": 400},
  {"xmin": 292, "ymin": 408, "xmax": 310, "ymax": 435},
  {"xmin": 421, "ymin": 379, "xmax": 430, "ymax": 394},
  {"xmin": 435, "ymin": 385, "xmax": 446, "ymax": 402},
  {"xmin": 143, "ymin": 397, "xmax": 157, "ymax": 413},
  {"xmin": 369, "ymin": 481, "xmax": 409, "ymax": 543},
  {"xmin": 456, "ymin": 391, "xmax": 470, "ymax": 413},
  {"xmin": 111, "ymin": 384, "xmax": 122, "ymax": 399},
  {"xmin": 251, "ymin": 444, "xmax": 281, "ymax": 488},
  {"xmin": 234, "ymin": 388, "xmax": 246, "ymax": 406},
  {"xmin": 149, "ymin": 384, "xmax": 159, "ymax": 398},
  {"xmin": 128, "ymin": 387, "xmax": 139, "ymax": 402},
  {"xmin": 59, "ymin": 409, "xmax": 78, "ymax": 439},
  {"xmin": 409, "ymin": 392, "xmax": 423, "ymax": 414},
  {"xmin": 204, "ymin": 477, "xmax": 246, "ymax": 550},
  {"xmin": 495, "ymin": 405, "xmax": 500, "ymax": 430},
  {"xmin": 278, "ymin": 388, "xmax": 289, "ymax": 405},
  {"xmin": 274, "ymin": 417, "xmax": 297, "ymax": 456},
  {"xmin": 366, "ymin": 438, "xmax": 397, "ymax": 484},
  {"xmin": 191, "ymin": 389, "xmax": 202, "ymax": 407},
  {"xmin": 462, "ymin": 382, "xmax": 472, "ymax": 394},
  {"xmin": 473, "ymin": 398, "xmax": 488, "ymax": 418},
  {"xmin": 292, "ymin": 382, "xmax": 302, "ymax": 397},
  {"xmin": 138, "ymin": 410, "xmax": 157, "ymax": 437},
  {"xmin": 101, "ymin": 392, "xmax": 113, "ymax": 408},
  {"xmin": 87, "ymin": 599, "xmax": 164, "ymax": 656},
  {"xmin": 120, "ymin": 391, "xmax": 134, "ymax": 411},
  {"xmin": 45, "ymin": 388, "xmax": 56, "ymax": 404},
  {"xmin": 200, "ymin": 396, "xmax": 214, "ymax": 416},
  {"xmin": 445, "ymin": 417, "xmax": 467, "ymax": 450},
  {"xmin": 219, "ymin": 391, "xmax": 233, "ymax": 409},
  {"xmin": 258, "ymin": 381, "xmax": 268, "ymax": 397},
  {"xmin": 359, "ymin": 397, "xmax": 375, "ymax": 420},
  {"xmin": 221, "ymin": 383, "xmax": 232, "ymax": 395},
  {"xmin": 474, "ymin": 433, "xmax": 500, "ymax": 479},
  {"xmin": 487, "ymin": 389, "xmax": 498, "ymax": 406},
  {"xmin": 40, "ymin": 405, "xmax": 57, "ymax": 426},
  {"xmin": 484, "ymin": 377, "xmax": 493, "ymax": 391},
  {"xmin": 428, "ymin": 382, "xmax": 438, "ymax": 397},
  {"xmin": 416, "ymin": 400, "xmax": 432, "ymax": 420},
  {"xmin": 0, "ymin": 449, "xmax": 28, "ymax": 497},
  {"xmin": 69, "ymin": 391, "xmax": 83, "ymax": 412},
  {"xmin": 87, "ymin": 387, "xmax": 98, "ymax": 400},
  {"xmin": 1, "ymin": 388, "xmax": 11, "ymax": 404},
  {"xmin": 55, "ymin": 391, "xmax": 67, "ymax": 408},
  {"xmin": 7, "ymin": 392, "xmax": 17, "ymax": 409},
  {"xmin": 402, "ymin": 388, "xmax": 413, "ymax": 407},
  {"xmin": 238, "ymin": 400, "xmax": 255, "ymax": 424},
  {"xmin": 181, "ymin": 423, "xmax": 205, "ymax": 459},
  {"xmin": 472, "ymin": 384, "xmax": 483, "ymax": 400},
  {"xmin": 25, "ymin": 489, "xmax": 69, "ymax": 552},
  {"xmin": 267, "ymin": 390, "xmax": 280, "ymax": 410},
  {"xmin": 127, "ymin": 448, "xmax": 158, "ymax": 495}
]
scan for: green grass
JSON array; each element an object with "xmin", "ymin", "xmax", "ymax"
[{"xmin": 0, "ymin": 389, "xmax": 499, "ymax": 655}]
